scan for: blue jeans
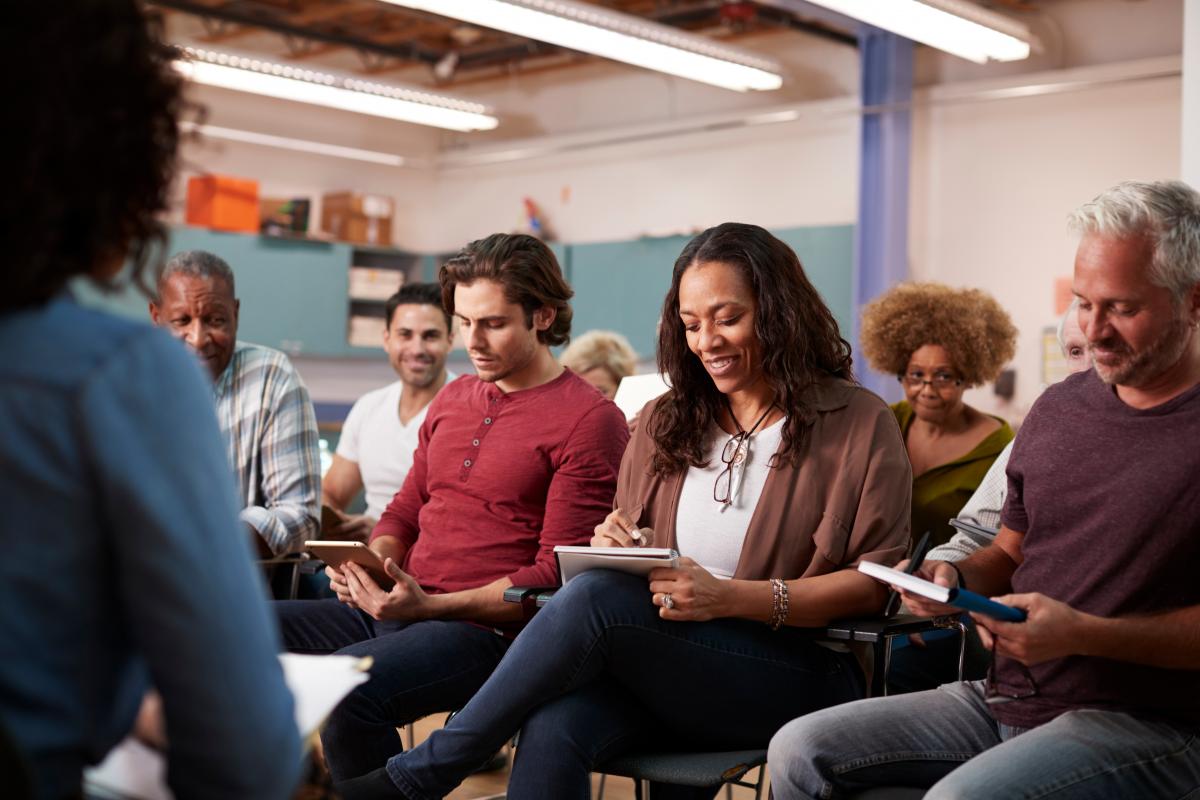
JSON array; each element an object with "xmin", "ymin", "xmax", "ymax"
[
  {"xmin": 385, "ymin": 570, "xmax": 864, "ymax": 800},
  {"xmin": 275, "ymin": 599, "xmax": 510, "ymax": 782},
  {"xmin": 768, "ymin": 679, "xmax": 1200, "ymax": 799}
]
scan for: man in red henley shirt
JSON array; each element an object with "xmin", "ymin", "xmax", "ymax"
[{"xmin": 277, "ymin": 233, "xmax": 629, "ymax": 786}]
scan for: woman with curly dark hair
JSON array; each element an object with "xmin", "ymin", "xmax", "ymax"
[
  {"xmin": 860, "ymin": 283, "xmax": 1017, "ymax": 547},
  {"xmin": 342, "ymin": 223, "xmax": 911, "ymax": 800},
  {"xmin": 0, "ymin": 3, "xmax": 299, "ymax": 797}
]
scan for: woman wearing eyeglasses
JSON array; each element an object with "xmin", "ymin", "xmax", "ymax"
[
  {"xmin": 346, "ymin": 223, "xmax": 911, "ymax": 800},
  {"xmin": 860, "ymin": 282, "xmax": 1017, "ymax": 548}
]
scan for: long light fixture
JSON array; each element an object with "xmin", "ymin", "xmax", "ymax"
[
  {"xmin": 800, "ymin": 0, "xmax": 1036, "ymax": 63},
  {"xmin": 174, "ymin": 47, "xmax": 499, "ymax": 132},
  {"xmin": 180, "ymin": 121, "xmax": 409, "ymax": 167},
  {"xmin": 380, "ymin": 0, "xmax": 783, "ymax": 92}
]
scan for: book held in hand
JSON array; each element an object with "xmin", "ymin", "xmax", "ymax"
[{"xmin": 858, "ymin": 560, "xmax": 1026, "ymax": 622}]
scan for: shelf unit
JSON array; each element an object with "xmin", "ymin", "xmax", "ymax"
[{"xmin": 346, "ymin": 246, "xmax": 424, "ymax": 350}]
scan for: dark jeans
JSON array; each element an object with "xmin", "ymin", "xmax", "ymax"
[
  {"xmin": 385, "ymin": 570, "xmax": 865, "ymax": 800},
  {"xmin": 275, "ymin": 599, "xmax": 510, "ymax": 782}
]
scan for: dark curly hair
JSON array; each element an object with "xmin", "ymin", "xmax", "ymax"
[
  {"xmin": 859, "ymin": 282, "xmax": 1017, "ymax": 386},
  {"xmin": 439, "ymin": 233, "xmax": 573, "ymax": 346},
  {"xmin": 649, "ymin": 223, "xmax": 854, "ymax": 477},
  {"xmin": 3, "ymin": 1, "xmax": 191, "ymax": 313}
]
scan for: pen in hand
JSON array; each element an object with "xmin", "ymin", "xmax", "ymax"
[{"xmin": 884, "ymin": 530, "xmax": 931, "ymax": 616}]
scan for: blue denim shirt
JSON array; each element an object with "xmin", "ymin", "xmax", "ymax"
[{"xmin": 0, "ymin": 296, "xmax": 300, "ymax": 798}]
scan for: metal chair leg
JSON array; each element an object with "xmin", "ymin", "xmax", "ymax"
[
  {"xmin": 289, "ymin": 559, "xmax": 302, "ymax": 600},
  {"xmin": 595, "ymin": 773, "xmax": 606, "ymax": 800}
]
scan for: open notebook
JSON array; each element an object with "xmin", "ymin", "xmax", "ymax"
[{"xmin": 85, "ymin": 653, "xmax": 371, "ymax": 800}]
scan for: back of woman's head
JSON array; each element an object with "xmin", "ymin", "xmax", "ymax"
[
  {"xmin": 651, "ymin": 222, "xmax": 854, "ymax": 475},
  {"xmin": 3, "ymin": 1, "xmax": 186, "ymax": 313}
]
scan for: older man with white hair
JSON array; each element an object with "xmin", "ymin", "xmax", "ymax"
[{"xmin": 769, "ymin": 180, "xmax": 1200, "ymax": 799}]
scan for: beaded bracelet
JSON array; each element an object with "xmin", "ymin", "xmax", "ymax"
[{"xmin": 768, "ymin": 578, "xmax": 790, "ymax": 630}]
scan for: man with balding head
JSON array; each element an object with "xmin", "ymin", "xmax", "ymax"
[
  {"xmin": 150, "ymin": 250, "xmax": 320, "ymax": 556},
  {"xmin": 770, "ymin": 181, "xmax": 1200, "ymax": 799}
]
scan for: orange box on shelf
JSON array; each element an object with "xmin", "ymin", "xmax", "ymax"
[{"xmin": 186, "ymin": 174, "xmax": 260, "ymax": 233}]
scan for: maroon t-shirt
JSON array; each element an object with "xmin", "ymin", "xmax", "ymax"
[
  {"xmin": 371, "ymin": 370, "xmax": 629, "ymax": 632},
  {"xmin": 996, "ymin": 369, "xmax": 1200, "ymax": 728}
]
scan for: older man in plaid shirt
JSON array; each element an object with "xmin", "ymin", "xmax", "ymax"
[{"xmin": 150, "ymin": 250, "xmax": 320, "ymax": 557}]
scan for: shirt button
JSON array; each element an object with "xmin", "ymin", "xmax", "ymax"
[
  {"xmin": 472, "ymin": 439, "xmax": 480, "ymax": 446},
  {"xmin": 464, "ymin": 459, "xmax": 472, "ymax": 467},
  {"xmin": 484, "ymin": 417, "xmax": 492, "ymax": 424}
]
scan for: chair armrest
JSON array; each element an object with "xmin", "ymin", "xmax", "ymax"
[
  {"xmin": 503, "ymin": 585, "xmax": 559, "ymax": 620},
  {"xmin": 821, "ymin": 612, "xmax": 960, "ymax": 644}
]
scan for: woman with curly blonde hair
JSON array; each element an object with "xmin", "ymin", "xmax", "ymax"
[
  {"xmin": 560, "ymin": 329, "xmax": 638, "ymax": 400},
  {"xmin": 860, "ymin": 282, "xmax": 1017, "ymax": 546}
]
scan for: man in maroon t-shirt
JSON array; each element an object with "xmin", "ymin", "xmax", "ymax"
[
  {"xmin": 276, "ymin": 234, "xmax": 629, "ymax": 789},
  {"xmin": 769, "ymin": 181, "xmax": 1200, "ymax": 799}
]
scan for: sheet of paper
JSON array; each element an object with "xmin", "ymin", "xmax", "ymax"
[
  {"xmin": 612, "ymin": 372, "xmax": 670, "ymax": 421},
  {"xmin": 85, "ymin": 654, "xmax": 370, "ymax": 800}
]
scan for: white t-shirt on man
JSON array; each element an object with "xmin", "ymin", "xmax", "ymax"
[{"xmin": 336, "ymin": 373, "xmax": 456, "ymax": 519}]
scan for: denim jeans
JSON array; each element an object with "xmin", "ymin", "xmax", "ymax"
[
  {"xmin": 275, "ymin": 598, "xmax": 510, "ymax": 782},
  {"xmin": 384, "ymin": 570, "xmax": 865, "ymax": 800},
  {"xmin": 768, "ymin": 679, "xmax": 1200, "ymax": 799}
]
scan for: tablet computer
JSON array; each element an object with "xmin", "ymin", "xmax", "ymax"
[{"xmin": 305, "ymin": 541, "xmax": 395, "ymax": 588}]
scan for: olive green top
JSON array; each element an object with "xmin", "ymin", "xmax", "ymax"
[{"xmin": 892, "ymin": 401, "xmax": 1014, "ymax": 548}]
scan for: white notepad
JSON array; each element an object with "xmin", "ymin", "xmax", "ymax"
[{"xmin": 554, "ymin": 545, "xmax": 679, "ymax": 584}]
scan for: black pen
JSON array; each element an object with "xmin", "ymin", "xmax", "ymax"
[{"xmin": 884, "ymin": 530, "xmax": 931, "ymax": 617}]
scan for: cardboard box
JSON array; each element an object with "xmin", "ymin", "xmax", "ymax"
[
  {"xmin": 321, "ymin": 191, "xmax": 394, "ymax": 246},
  {"xmin": 260, "ymin": 197, "xmax": 311, "ymax": 236},
  {"xmin": 186, "ymin": 174, "xmax": 259, "ymax": 233}
]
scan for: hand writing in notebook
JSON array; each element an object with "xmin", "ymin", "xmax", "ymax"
[{"xmin": 592, "ymin": 507, "xmax": 653, "ymax": 548}]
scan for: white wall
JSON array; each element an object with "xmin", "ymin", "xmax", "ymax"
[
  {"xmin": 424, "ymin": 102, "xmax": 860, "ymax": 250},
  {"xmin": 909, "ymin": 58, "xmax": 1182, "ymax": 419}
]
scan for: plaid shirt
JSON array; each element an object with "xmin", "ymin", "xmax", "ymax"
[{"xmin": 214, "ymin": 342, "xmax": 320, "ymax": 554}]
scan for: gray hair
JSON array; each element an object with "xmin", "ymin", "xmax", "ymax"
[
  {"xmin": 1056, "ymin": 298, "xmax": 1080, "ymax": 353},
  {"xmin": 1068, "ymin": 180, "xmax": 1200, "ymax": 301},
  {"xmin": 159, "ymin": 250, "xmax": 235, "ymax": 299}
]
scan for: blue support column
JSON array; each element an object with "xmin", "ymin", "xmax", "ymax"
[{"xmin": 854, "ymin": 28, "xmax": 912, "ymax": 402}]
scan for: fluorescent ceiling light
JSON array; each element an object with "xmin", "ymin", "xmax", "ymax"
[
  {"xmin": 181, "ymin": 121, "xmax": 409, "ymax": 167},
  {"xmin": 380, "ymin": 0, "xmax": 783, "ymax": 92},
  {"xmin": 803, "ymin": 0, "xmax": 1036, "ymax": 64},
  {"xmin": 175, "ymin": 47, "xmax": 498, "ymax": 132}
]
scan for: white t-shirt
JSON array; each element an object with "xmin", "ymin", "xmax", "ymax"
[
  {"xmin": 336, "ymin": 373, "xmax": 455, "ymax": 519},
  {"xmin": 675, "ymin": 418, "xmax": 786, "ymax": 578}
]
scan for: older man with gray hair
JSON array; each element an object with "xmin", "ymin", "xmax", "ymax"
[
  {"xmin": 769, "ymin": 180, "xmax": 1200, "ymax": 799},
  {"xmin": 149, "ymin": 250, "xmax": 320, "ymax": 557}
]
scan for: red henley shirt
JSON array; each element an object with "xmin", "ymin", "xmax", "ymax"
[{"xmin": 371, "ymin": 369, "xmax": 629, "ymax": 614}]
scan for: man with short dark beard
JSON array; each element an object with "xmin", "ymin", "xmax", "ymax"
[
  {"xmin": 769, "ymin": 180, "xmax": 1200, "ymax": 800},
  {"xmin": 322, "ymin": 283, "xmax": 456, "ymax": 541}
]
